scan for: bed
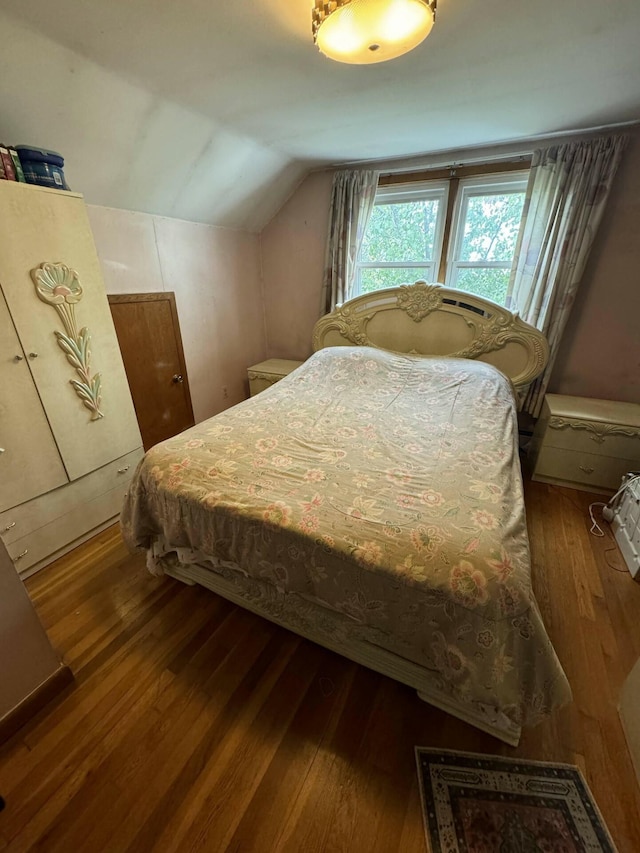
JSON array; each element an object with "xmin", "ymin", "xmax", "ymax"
[{"xmin": 121, "ymin": 283, "xmax": 571, "ymax": 745}]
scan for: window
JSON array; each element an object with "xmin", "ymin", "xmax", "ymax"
[
  {"xmin": 355, "ymin": 167, "xmax": 529, "ymax": 306},
  {"xmin": 357, "ymin": 183, "xmax": 448, "ymax": 294},
  {"xmin": 446, "ymin": 175, "xmax": 527, "ymax": 304}
]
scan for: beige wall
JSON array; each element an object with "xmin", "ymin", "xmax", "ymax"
[
  {"xmin": 88, "ymin": 205, "xmax": 267, "ymax": 422},
  {"xmin": 260, "ymin": 133, "xmax": 640, "ymax": 404},
  {"xmin": 260, "ymin": 171, "xmax": 333, "ymax": 360},
  {"xmin": 0, "ymin": 540, "xmax": 62, "ymax": 724},
  {"xmin": 87, "ymin": 129, "xmax": 640, "ymax": 409},
  {"xmin": 551, "ymin": 133, "xmax": 640, "ymax": 403}
]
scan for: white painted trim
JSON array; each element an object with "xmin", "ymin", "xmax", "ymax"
[
  {"xmin": 444, "ymin": 173, "xmax": 528, "ymax": 295},
  {"xmin": 354, "ymin": 181, "xmax": 448, "ymax": 296}
]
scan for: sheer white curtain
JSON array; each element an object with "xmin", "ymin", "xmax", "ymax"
[
  {"xmin": 320, "ymin": 170, "xmax": 379, "ymax": 315},
  {"xmin": 508, "ymin": 135, "xmax": 627, "ymax": 416}
]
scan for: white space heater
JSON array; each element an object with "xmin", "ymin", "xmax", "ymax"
[{"xmin": 610, "ymin": 473, "xmax": 640, "ymax": 579}]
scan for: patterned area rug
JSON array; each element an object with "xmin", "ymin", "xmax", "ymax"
[{"xmin": 416, "ymin": 748, "xmax": 617, "ymax": 852}]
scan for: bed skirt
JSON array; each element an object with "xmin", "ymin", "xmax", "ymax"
[{"xmin": 150, "ymin": 543, "xmax": 522, "ymax": 747}]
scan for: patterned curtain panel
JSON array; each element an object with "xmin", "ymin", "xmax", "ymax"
[
  {"xmin": 320, "ymin": 169, "xmax": 379, "ymax": 315},
  {"xmin": 508, "ymin": 134, "xmax": 627, "ymax": 417}
]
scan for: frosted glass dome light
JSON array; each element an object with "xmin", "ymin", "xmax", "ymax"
[{"xmin": 312, "ymin": 0, "xmax": 437, "ymax": 65}]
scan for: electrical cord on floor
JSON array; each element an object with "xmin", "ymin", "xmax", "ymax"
[
  {"xmin": 549, "ymin": 486, "xmax": 609, "ymax": 537},
  {"xmin": 587, "ymin": 504, "xmax": 630, "ymax": 572},
  {"xmin": 603, "ymin": 548, "xmax": 630, "ymax": 574},
  {"xmin": 547, "ymin": 485, "xmax": 610, "ymax": 537},
  {"xmin": 588, "ymin": 502, "xmax": 608, "ymax": 537},
  {"xmin": 588, "ymin": 474, "xmax": 640, "ymax": 538},
  {"xmin": 548, "ymin": 478, "xmax": 639, "ymax": 574},
  {"xmin": 548, "ymin": 484, "xmax": 588, "ymax": 515}
]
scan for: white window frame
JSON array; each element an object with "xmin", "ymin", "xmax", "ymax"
[
  {"xmin": 444, "ymin": 172, "xmax": 529, "ymax": 299},
  {"xmin": 355, "ymin": 168, "xmax": 530, "ymax": 306},
  {"xmin": 354, "ymin": 180, "xmax": 449, "ymax": 297}
]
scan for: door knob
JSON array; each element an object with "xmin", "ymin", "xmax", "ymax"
[
  {"xmin": 172, "ymin": 374, "xmax": 184, "ymax": 384},
  {"xmin": 29, "ymin": 352, "xmax": 38, "ymax": 359},
  {"xmin": 13, "ymin": 355, "xmax": 23, "ymax": 362},
  {"xmin": 0, "ymin": 448, "xmax": 5, "ymax": 454}
]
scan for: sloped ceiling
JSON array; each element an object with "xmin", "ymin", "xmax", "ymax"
[{"xmin": 1, "ymin": 0, "xmax": 639, "ymax": 230}]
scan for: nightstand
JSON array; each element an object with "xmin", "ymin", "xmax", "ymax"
[
  {"xmin": 529, "ymin": 394, "xmax": 640, "ymax": 494},
  {"xmin": 247, "ymin": 359, "xmax": 303, "ymax": 396}
]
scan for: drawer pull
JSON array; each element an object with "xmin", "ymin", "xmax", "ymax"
[
  {"xmin": 0, "ymin": 448, "xmax": 5, "ymax": 454},
  {"xmin": 579, "ymin": 465, "xmax": 595, "ymax": 474},
  {"xmin": 4, "ymin": 522, "xmax": 16, "ymax": 531},
  {"xmin": 15, "ymin": 549, "xmax": 28, "ymax": 561},
  {"xmin": 28, "ymin": 352, "xmax": 39, "ymax": 359},
  {"xmin": 13, "ymin": 354, "xmax": 23, "ymax": 362},
  {"xmin": 117, "ymin": 466, "xmax": 130, "ymax": 474}
]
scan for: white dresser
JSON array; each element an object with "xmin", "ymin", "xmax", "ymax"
[
  {"xmin": 0, "ymin": 181, "xmax": 142, "ymax": 577},
  {"xmin": 530, "ymin": 394, "xmax": 640, "ymax": 494},
  {"xmin": 247, "ymin": 358, "xmax": 303, "ymax": 396}
]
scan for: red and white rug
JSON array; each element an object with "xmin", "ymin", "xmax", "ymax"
[{"xmin": 415, "ymin": 748, "xmax": 617, "ymax": 852}]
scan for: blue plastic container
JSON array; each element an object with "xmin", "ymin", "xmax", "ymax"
[{"xmin": 15, "ymin": 146, "xmax": 69, "ymax": 190}]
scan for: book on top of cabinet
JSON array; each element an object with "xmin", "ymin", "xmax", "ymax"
[{"xmin": 0, "ymin": 147, "xmax": 16, "ymax": 181}]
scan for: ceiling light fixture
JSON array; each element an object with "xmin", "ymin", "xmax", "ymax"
[{"xmin": 312, "ymin": 0, "xmax": 437, "ymax": 65}]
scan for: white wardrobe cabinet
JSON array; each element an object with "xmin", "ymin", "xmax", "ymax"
[
  {"xmin": 0, "ymin": 181, "xmax": 143, "ymax": 577},
  {"xmin": 0, "ymin": 289, "xmax": 68, "ymax": 511}
]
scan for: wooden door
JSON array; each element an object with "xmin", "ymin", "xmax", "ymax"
[
  {"xmin": 108, "ymin": 293, "xmax": 194, "ymax": 449},
  {"xmin": 0, "ymin": 288, "xmax": 68, "ymax": 512},
  {"xmin": 0, "ymin": 182, "xmax": 142, "ymax": 481}
]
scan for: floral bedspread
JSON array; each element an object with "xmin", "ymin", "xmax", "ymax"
[{"xmin": 121, "ymin": 346, "xmax": 571, "ymax": 727}]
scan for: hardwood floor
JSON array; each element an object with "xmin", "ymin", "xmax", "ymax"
[{"xmin": 1, "ymin": 480, "xmax": 639, "ymax": 852}]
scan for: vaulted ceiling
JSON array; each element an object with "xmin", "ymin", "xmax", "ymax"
[{"xmin": 1, "ymin": 0, "xmax": 639, "ymax": 229}]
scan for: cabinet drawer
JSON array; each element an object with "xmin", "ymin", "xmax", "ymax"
[
  {"xmin": 248, "ymin": 374, "xmax": 281, "ymax": 396},
  {"xmin": 533, "ymin": 446, "xmax": 639, "ymax": 491},
  {"xmin": 542, "ymin": 417, "xmax": 640, "ymax": 460},
  {"xmin": 247, "ymin": 359, "xmax": 303, "ymax": 397},
  {"xmin": 0, "ymin": 447, "xmax": 143, "ymax": 545},
  {"xmin": 7, "ymin": 481, "xmax": 130, "ymax": 575}
]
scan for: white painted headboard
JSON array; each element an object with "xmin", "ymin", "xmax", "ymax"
[{"xmin": 312, "ymin": 282, "xmax": 548, "ymax": 388}]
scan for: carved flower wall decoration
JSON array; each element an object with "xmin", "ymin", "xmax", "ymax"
[
  {"xmin": 31, "ymin": 262, "xmax": 104, "ymax": 421},
  {"xmin": 33, "ymin": 261, "xmax": 83, "ymax": 306}
]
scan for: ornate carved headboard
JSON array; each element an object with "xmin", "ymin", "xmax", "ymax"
[{"xmin": 312, "ymin": 282, "xmax": 548, "ymax": 388}]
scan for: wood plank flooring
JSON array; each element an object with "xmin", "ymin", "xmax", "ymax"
[{"xmin": 1, "ymin": 480, "xmax": 639, "ymax": 852}]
